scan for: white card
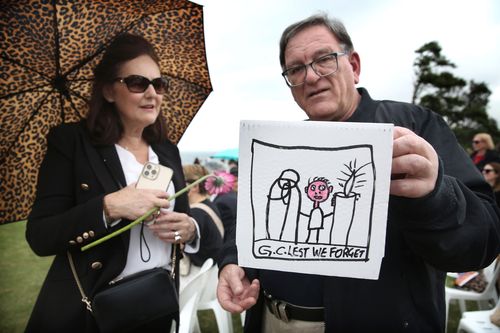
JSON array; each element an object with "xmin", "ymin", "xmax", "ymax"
[{"xmin": 236, "ymin": 120, "xmax": 393, "ymax": 280}]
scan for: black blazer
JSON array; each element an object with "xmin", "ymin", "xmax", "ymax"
[{"xmin": 25, "ymin": 121, "xmax": 189, "ymax": 333}]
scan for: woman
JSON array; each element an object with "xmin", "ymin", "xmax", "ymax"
[
  {"xmin": 471, "ymin": 133, "xmax": 500, "ymax": 170},
  {"xmin": 181, "ymin": 164, "xmax": 223, "ymax": 279},
  {"xmin": 482, "ymin": 162, "xmax": 500, "ymax": 207},
  {"xmin": 25, "ymin": 34, "xmax": 198, "ymax": 333}
]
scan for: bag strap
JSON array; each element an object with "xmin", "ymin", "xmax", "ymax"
[
  {"xmin": 67, "ymin": 244, "xmax": 177, "ymax": 313},
  {"xmin": 191, "ymin": 202, "xmax": 224, "ymax": 238},
  {"xmin": 67, "ymin": 251, "xmax": 93, "ymax": 312}
]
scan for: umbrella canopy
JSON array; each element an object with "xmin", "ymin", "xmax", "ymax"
[
  {"xmin": 211, "ymin": 148, "xmax": 239, "ymax": 161},
  {"xmin": 0, "ymin": 0, "xmax": 212, "ymax": 224}
]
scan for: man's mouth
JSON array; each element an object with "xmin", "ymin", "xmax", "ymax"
[{"xmin": 308, "ymin": 88, "xmax": 328, "ymax": 98}]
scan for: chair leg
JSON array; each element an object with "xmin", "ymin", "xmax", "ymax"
[
  {"xmin": 212, "ymin": 302, "xmax": 234, "ymax": 333},
  {"xmin": 458, "ymin": 299, "xmax": 467, "ymax": 313}
]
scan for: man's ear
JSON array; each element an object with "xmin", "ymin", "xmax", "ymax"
[
  {"xmin": 349, "ymin": 51, "xmax": 361, "ymax": 84},
  {"xmin": 103, "ymin": 84, "xmax": 115, "ymax": 103},
  {"xmin": 329, "ymin": 185, "xmax": 333, "ymax": 193}
]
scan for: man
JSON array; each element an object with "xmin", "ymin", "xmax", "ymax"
[{"xmin": 216, "ymin": 14, "xmax": 500, "ymax": 333}]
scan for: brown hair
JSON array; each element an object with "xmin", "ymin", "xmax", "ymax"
[
  {"xmin": 183, "ymin": 164, "xmax": 209, "ymax": 195},
  {"xmin": 86, "ymin": 33, "xmax": 167, "ymax": 145},
  {"xmin": 485, "ymin": 162, "xmax": 500, "ymax": 192}
]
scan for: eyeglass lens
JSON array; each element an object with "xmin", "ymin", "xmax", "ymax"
[
  {"xmin": 472, "ymin": 140, "xmax": 482, "ymax": 144},
  {"xmin": 483, "ymin": 169, "xmax": 495, "ymax": 174},
  {"xmin": 283, "ymin": 53, "xmax": 341, "ymax": 87},
  {"xmin": 120, "ymin": 75, "xmax": 169, "ymax": 94}
]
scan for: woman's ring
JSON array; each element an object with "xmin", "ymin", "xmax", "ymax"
[{"xmin": 174, "ymin": 231, "xmax": 181, "ymax": 242}]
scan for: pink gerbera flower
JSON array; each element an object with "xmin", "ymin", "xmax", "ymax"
[{"xmin": 205, "ymin": 171, "xmax": 235, "ymax": 195}]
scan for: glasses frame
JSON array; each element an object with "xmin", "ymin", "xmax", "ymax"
[
  {"xmin": 482, "ymin": 168, "xmax": 496, "ymax": 174},
  {"xmin": 115, "ymin": 75, "xmax": 169, "ymax": 94},
  {"xmin": 282, "ymin": 51, "xmax": 348, "ymax": 87}
]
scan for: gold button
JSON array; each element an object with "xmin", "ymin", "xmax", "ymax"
[
  {"xmin": 83, "ymin": 232, "xmax": 89, "ymax": 239},
  {"xmin": 91, "ymin": 262, "xmax": 103, "ymax": 270},
  {"xmin": 76, "ymin": 236, "xmax": 83, "ymax": 243},
  {"xmin": 80, "ymin": 183, "xmax": 89, "ymax": 191},
  {"xmin": 69, "ymin": 240, "xmax": 76, "ymax": 245},
  {"xmin": 89, "ymin": 231, "xmax": 95, "ymax": 237}
]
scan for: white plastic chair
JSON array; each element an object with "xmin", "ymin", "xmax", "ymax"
[
  {"xmin": 194, "ymin": 264, "xmax": 234, "ymax": 333},
  {"xmin": 172, "ymin": 258, "xmax": 213, "ymax": 333},
  {"xmin": 446, "ymin": 260, "xmax": 500, "ymax": 325},
  {"xmin": 457, "ymin": 300, "xmax": 500, "ymax": 332}
]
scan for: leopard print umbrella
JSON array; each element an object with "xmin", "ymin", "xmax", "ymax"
[{"xmin": 0, "ymin": 0, "xmax": 213, "ymax": 224}]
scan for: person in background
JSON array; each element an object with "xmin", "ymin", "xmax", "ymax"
[
  {"xmin": 216, "ymin": 14, "xmax": 500, "ymax": 333},
  {"xmin": 25, "ymin": 34, "xmax": 199, "ymax": 333},
  {"xmin": 181, "ymin": 164, "xmax": 223, "ymax": 283},
  {"xmin": 482, "ymin": 162, "xmax": 500, "ymax": 207},
  {"xmin": 471, "ymin": 133, "xmax": 500, "ymax": 171},
  {"xmin": 213, "ymin": 169, "xmax": 238, "ymax": 242}
]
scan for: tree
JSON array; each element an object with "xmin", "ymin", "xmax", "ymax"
[{"xmin": 412, "ymin": 41, "xmax": 498, "ymax": 149}]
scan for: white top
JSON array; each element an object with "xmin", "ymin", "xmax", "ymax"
[{"xmin": 112, "ymin": 144, "xmax": 198, "ymax": 280}]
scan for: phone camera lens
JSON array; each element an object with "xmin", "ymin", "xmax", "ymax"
[
  {"xmin": 147, "ymin": 165, "xmax": 152, "ymax": 169},
  {"xmin": 144, "ymin": 171, "xmax": 150, "ymax": 176},
  {"xmin": 152, "ymin": 170, "xmax": 157, "ymax": 175}
]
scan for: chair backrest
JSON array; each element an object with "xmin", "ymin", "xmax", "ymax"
[
  {"xmin": 198, "ymin": 264, "xmax": 218, "ymax": 305},
  {"xmin": 179, "ymin": 258, "xmax": 213, "ymax": 310},
  {"xmin": 480, "ymin": 259, "xmax": 500, "ymax": 297}
]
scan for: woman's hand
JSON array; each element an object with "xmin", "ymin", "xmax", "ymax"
[
  {"xmin": 148, "ymin": 211, "xmax": 197, "ymax": 244},
  {"xmin": 103, "ymin": 183, "xmax": 170, "ymax": 221}
]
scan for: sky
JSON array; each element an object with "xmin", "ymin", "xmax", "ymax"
[{"xmin": 178, "ymin": 0, "xmax": 500, "ymax": 154}]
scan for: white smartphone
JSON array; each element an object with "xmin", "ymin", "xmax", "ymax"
[{"xmin": 136, "ymin": 162, "xmax": 173, "ymax": 191}]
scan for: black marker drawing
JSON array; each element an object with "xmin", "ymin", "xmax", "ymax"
[
  {"xmin": 265, "ymin": 169, "xmax": 301, "ymax": 242},
  {"xmin": 250, "ymin": 139, "xmax": 376, "ymax": 262}
]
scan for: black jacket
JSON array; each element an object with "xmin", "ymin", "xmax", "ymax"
[
  {"xmin": 25, "ymin": 121, "xmax": 189, "ymax": 333},
  {"xmin": 220, "ymin": 88, "xmax": 500, "ymax": 333}
]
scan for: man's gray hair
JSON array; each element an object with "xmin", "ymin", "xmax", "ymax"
[{"xmin": 279, "ymin": 13, "xmax": 354, "ymax": 70}]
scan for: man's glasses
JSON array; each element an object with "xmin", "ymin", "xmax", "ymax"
[
  {"xmin": 282, "ymin": 52, "xmax": 348, "ymax": 87},
  {"xmin": 482, "ymin": 168, "xmax": 496, "ymax": 174},
  {"xmin": 115, "ymin": 75, "xmax": 169, "ymax": 94}
]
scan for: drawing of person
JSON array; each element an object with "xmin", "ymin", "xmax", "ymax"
[
  {"xmin": 265, "ymin": 169, "xmax": 301, "ymax": 243},
  {"xmin": 303, "ymin": 177, "xmax": 333, "ymax": 243}
]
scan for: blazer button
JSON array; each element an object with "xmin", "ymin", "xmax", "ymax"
[
  {"xmin": 83, "ymin": 232, "xmax": 89, "ymax": 239},
  {"xmin": 91, "ymin": 262, "xmax": 103, "ymax": 270},
  {"xmin": 76, "ymin": 236, "xmax": 83, "ymax": 243},
  {"xmin": 89, "ymin": 230, "xmax": 95, "ymax": 237},
  {"xmin": 80, "ymin": 183, "xmax": 90, "ymax": 191},
  {"xmin": 69, "ymin": 240, "xmax": 76, "ymax": 245}
]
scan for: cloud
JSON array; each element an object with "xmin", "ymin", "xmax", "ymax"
[{"xmin": 180, "ymin": 0, "xmax": 500, "ymax": 151}]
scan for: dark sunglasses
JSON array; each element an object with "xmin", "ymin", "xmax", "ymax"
[
  {"xmin": 482, "ymin": 168, "xmax": 496, "ymax": 174},
  {"xmin": 115, "ymin": 75, "xmax": 169, "ymax": 94}
]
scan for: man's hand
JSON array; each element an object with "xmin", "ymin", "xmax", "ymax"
[
  {"xmin": 391, "ymin": 126, "xmax": 439, "ymax": 198},
  {"xmin": 217, "ymin": 264, "xmax": 260, "ymax": 313}
]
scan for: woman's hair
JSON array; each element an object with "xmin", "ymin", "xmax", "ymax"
[
  {"xmin": 474, "ymin": 133, "xmax": 495, "ymax": 150},
  {"xmin": 183, "ymin": 164, "xmax": 209, "ymax": 195},
  {"xmin": 279, "ymin": 13, "xmax": 354, "ymax": 70},
  {"xmin": 86, "ymin": 33, "xmax": 167, "ymax": 145},
  {"xmin": 486, "ymin": 162, "xmax": 500, "ymax": 191}
]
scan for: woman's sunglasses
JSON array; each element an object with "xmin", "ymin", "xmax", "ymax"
[
  {"xmin": 482, "ymin": 168, "xmax": 496, "ymax": 174},
  {"xmin": 115, "ymin": 75, "xmax": 169, "ymax": 94}
]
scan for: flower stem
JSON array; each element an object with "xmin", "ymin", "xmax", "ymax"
[{"xmin": 81, "ymin": 174, "xmax": 212, "ymax": 251}]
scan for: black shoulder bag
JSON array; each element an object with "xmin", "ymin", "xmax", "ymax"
[{"xmin": 67, "ymin": 245, "xmax": 179, "ymax": 333}]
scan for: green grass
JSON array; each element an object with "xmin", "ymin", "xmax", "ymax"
[
  {"xmin": 0, "ymin": 221, "xmax": 474, "ymax": 333},
  {"xmin": 0, "ymin": 221, "xmax": 243, "ymax": 333}
]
